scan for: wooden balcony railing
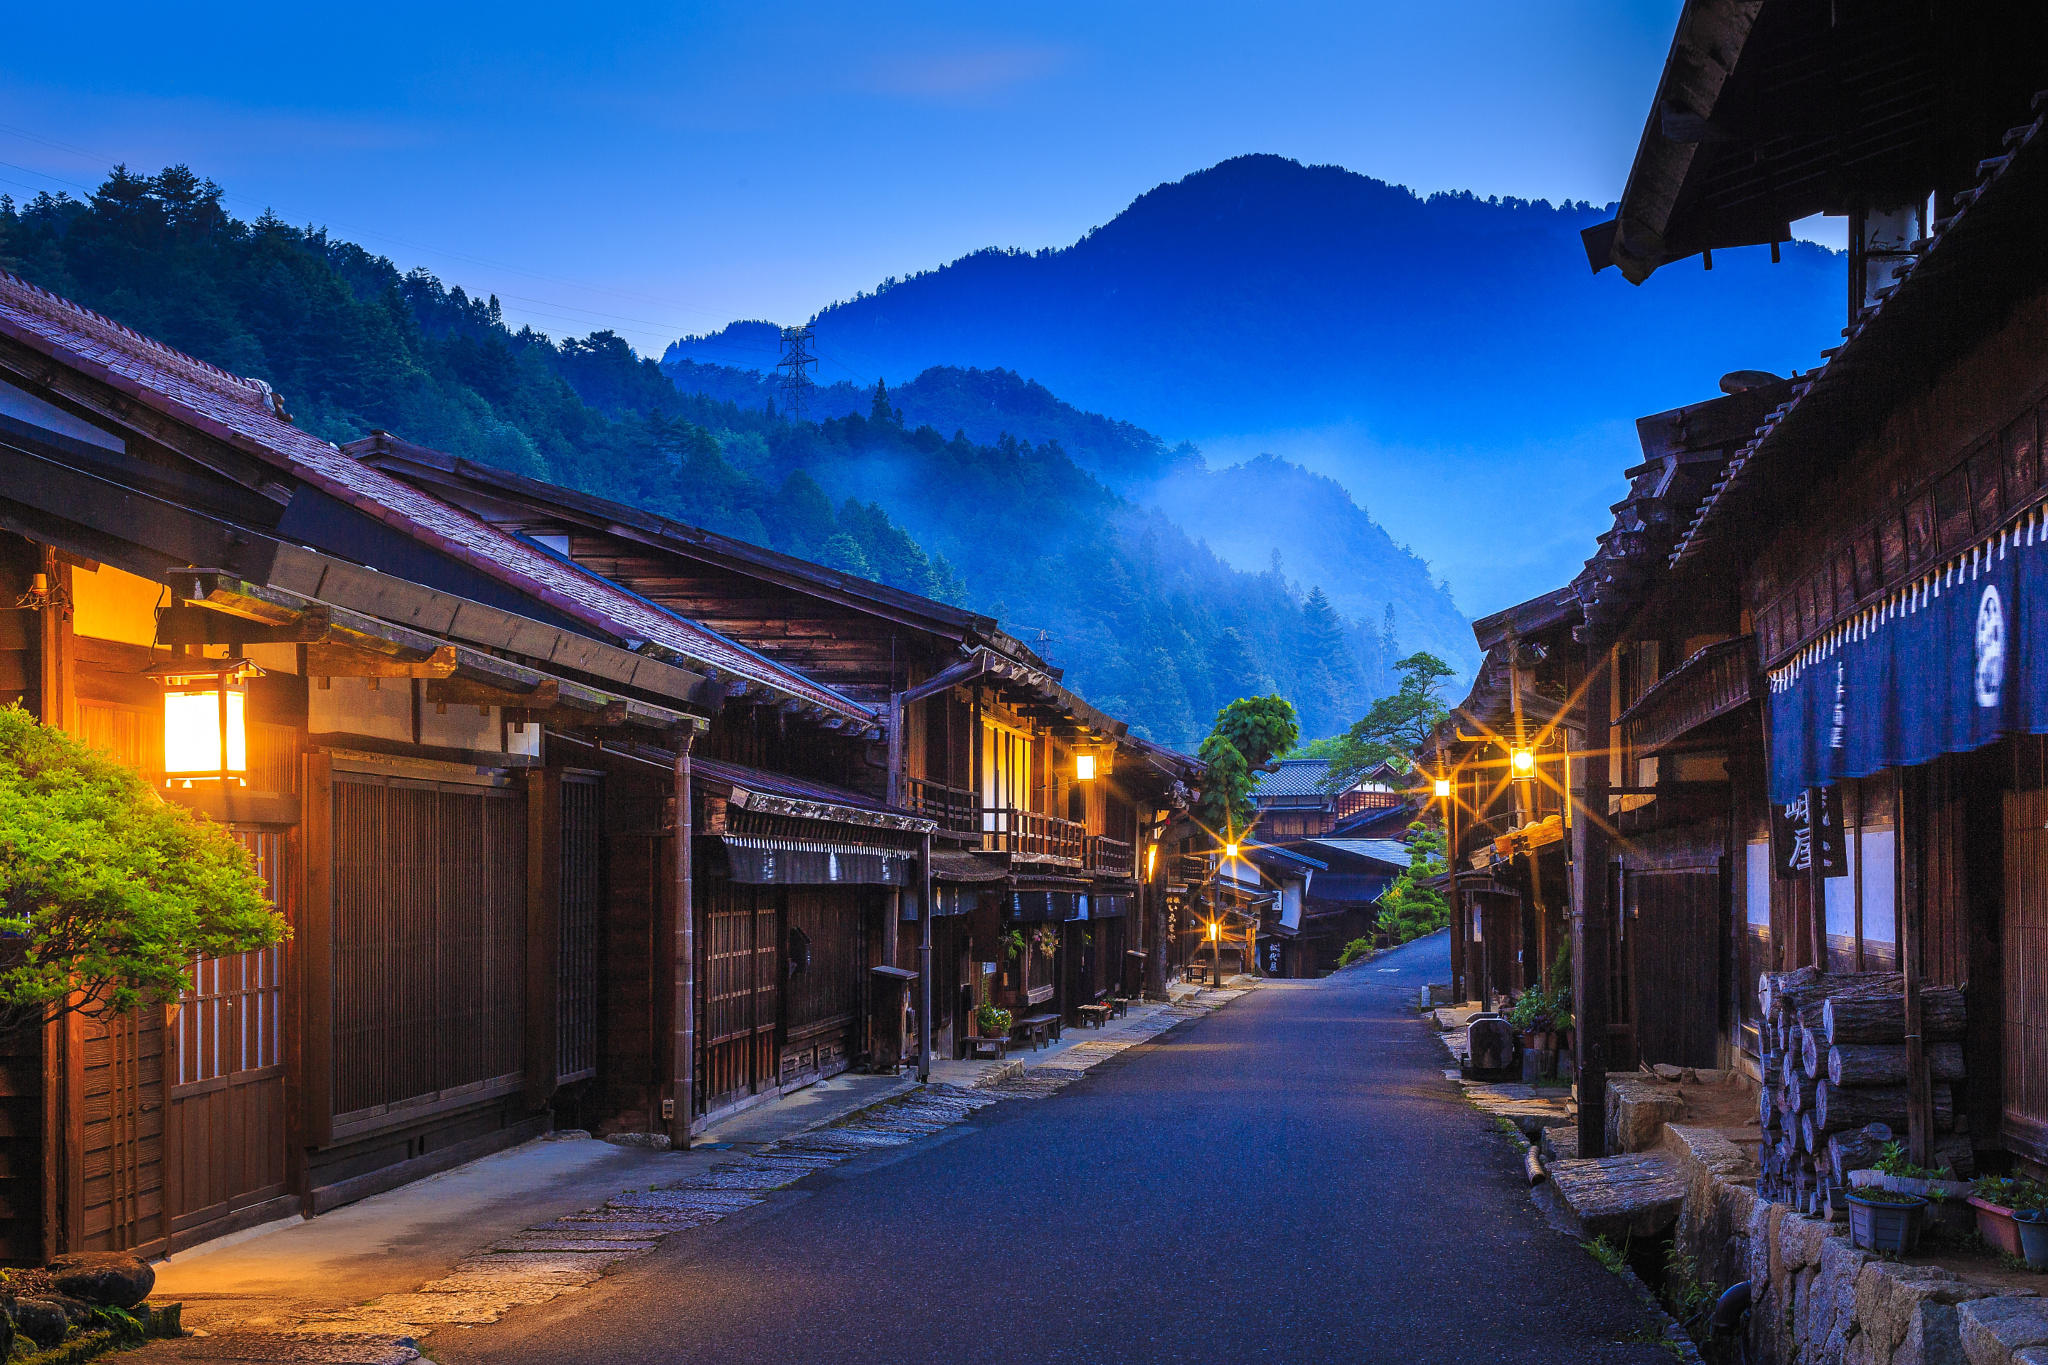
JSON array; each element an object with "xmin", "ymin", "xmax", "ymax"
[
  {"xmin": 1616, "ymin": 635, "xmax": 1757, "ymax": 756},
  {"xmin": 905, "ymin": 776, "xmax": 979, "ymax": 837},
  {"xmin": 982, "ymin": 806, "xmax": 1085, "ymax": 865},
  {"xmin": 1087, "ymin": 834, "xmax": 1136, "ymax": 878}
]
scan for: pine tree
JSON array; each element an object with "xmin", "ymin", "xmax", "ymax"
[{"xmin": 869, "ymin": 378, "xmax": 901, "ymax": 427}]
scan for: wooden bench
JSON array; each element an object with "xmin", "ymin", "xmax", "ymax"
[
  {"xmin": 962, "ymin": 1034, "xmax": 1009, "ymax": 1060},
  {"xmin": 1108, "ymin": 996, "xmax": 1130, "ymax": 1019},
  {"xmin": 1012, "ymin": 1014, "xmax": 1059, "ymax": 1051},
  {"xmin": 1011, "ymin": 1019, "xmax": 1056, "ymax": 1055},
  {"xmin": 1025, "ymin": 1011, "xmax": 1063, "ymax": 1043},
  {"xmin": 1077, "ymin": 1003, "xmax": 1113, "ymax": 1030}
]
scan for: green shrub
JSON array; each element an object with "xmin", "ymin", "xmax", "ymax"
[
  {"xmin": 974, "ymin": 1003, "xmax": 1012, "ymax": 1037},
  {"xmin": 0, "ymin": 705, "xmax": 283, "ymax": 1030},
  {"xmin": 1336, "ymin": 937, "xmax": 1374, "ymax": 967}
]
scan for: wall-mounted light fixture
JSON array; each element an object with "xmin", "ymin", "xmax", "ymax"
[
  {"xmin": 153, "ymin": 658, "xmax": 263, "ymax": 788},
  {"xmin": 1074, "ymin": 752, "xmax": 1097, "ymax": 781}
]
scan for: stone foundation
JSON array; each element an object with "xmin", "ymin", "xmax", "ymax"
[{"xmin": 1653, "ymin": 1115, "xmax": 2048, "ymax": 1364}]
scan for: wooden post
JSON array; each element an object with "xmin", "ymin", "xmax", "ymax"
[
  {"xmin": 1447, "ymin": 778, "xmax": 1467, "ymax": 1003},
  {"xmin": 525, "ymin": 768, "xmax": 563, "ymax": 1107},
  {"xmin": 33, "ymin": 551, "xmax": 73, "ymax": 1258},
  {"xmin": 917, "ymin": 834, "xmax": 933, "ymax": 1083},
  {"xmin": 1897, "ymin": 765, "xmax": 1933, "ymax": 1168},
  {"xmin": 300, "ymin": 752, "xmax": 335, "ymax": 1155},
  {"xmin": 1573, "ymin": 644, "xmax": 1613, "ymax": 1159},
  {"xmin": 670, "ymin": 730, "xmax": 695, "ymax": 1148}
]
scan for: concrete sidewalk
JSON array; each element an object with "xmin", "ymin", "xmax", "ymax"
[
  {"xmin": 928, "ymin": 982, "xmax": 1250, "ymax": 1088},
  {"xmin": 129, "ymin": 985, "xmax": 1251, "ymax": 1364}
]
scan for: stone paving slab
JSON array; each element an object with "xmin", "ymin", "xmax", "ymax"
[
  {"xmin": 1547, "ymin": 1151, "xmax": 1688, "ymax": 1242},
  {"xmin": 130, "ymin": 1333, "xmax": 422, "ymax": 1363}
]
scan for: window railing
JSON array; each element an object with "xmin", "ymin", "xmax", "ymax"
[
  {"xmin": 982, "ymin": 806, "xmax": 1085, "ymax": 864},
  {"xmin": 905, "ymin": 776, "xmax": 979, "ymax": 836},
  {"xmin": 1087, "ymin": 834, "xmax": 1136, "ymax": 877}
]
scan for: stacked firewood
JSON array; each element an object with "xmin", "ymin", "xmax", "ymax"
[{"xmin": 1755, "ymin": 968, "xmax": 1970, "ymax": 1214}]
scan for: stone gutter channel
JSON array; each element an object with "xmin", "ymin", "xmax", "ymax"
[
  {"xmin": 130, "ymin": 990, "xmax": 1241, "ymax": 1365},
  {"xmin": 1424, "ymin": 999, "xmax": 2048, "ymax": 1365}
]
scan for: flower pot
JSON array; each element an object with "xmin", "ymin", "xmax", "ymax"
[
  {"xmin": 2016, "ymin": 1211, "xmax": 2048, "ymax": 1270},
  {"xmin": 1850, "ymin": 1172, "xmax": 1975, "ymax": 1234},
  {"xmin": 1969, "ymin": 1197, "xmax": 2025, "ymax": 1258},
  {"xmin": 1847, "ymin": 1191, "xmax": 1927, "ymax": 1254}
]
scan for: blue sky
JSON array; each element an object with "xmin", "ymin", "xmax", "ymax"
[
  {"xmin": 7, "ymin": 2, "xmax": 1839, "ymax": 615},
  {"xmin": 1, "ymin": 2, "xmax": 1693, "ymax": 352}
]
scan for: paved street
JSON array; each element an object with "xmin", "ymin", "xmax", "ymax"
[{"xmin": 436, "ymin": 933, "xmax": 1668, "ymax": 1364}]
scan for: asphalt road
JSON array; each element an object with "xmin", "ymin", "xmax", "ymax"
[{"xmin": 442, "ymin": 932, "xmax": 1670, "ymax": 1364}]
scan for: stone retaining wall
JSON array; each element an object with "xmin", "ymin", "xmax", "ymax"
[{"xmin": 1657, "ymin": 1123, "xmax": 2048, "ymax": 1364}]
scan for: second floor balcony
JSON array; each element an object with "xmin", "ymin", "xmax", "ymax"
[
  {"xmin": 981, "ymin": 805, "xmax": 1085, "ymax": 866},
  {"xmin": 1086, "ymin": 834, "xmax": 1135, "ymax": 879}
]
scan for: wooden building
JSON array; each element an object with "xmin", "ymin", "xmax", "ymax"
[
  {"xmin": 0, "ymin": 266, "xmax": 929, "ymax": 1260},
  {"xmin": 1248, "ymin": 758, "xmax": 1397, "ymax": 840},
  {"xmin": 1537, "ymin": 0, "xmax": 2048, "ymax": 1180},
  {"xmin": 344, "ymin": 437, "xmax": 1205, "ymax": 1061}
]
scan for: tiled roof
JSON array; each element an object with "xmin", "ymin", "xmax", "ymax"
[
  {"xmin": 0, "ymin": 270, "xmax": 871, "ymax": 726},
  {"xmin": 1251, "ymin": 758, "xmax": 1335, "ymax": 799},
  {"xmin": 691, "ymin": 755, "xmax": 902, "ymax": 816},
  {"xmin": 1301, "ymin": 838, "xmax": 1412, "ymax": 869}
]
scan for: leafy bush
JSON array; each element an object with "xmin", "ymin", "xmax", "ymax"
[
  {"xmin": 1336, "ymin": 937, "xmax": 1374, "ymax": 967},
  {"xmin": 974, "ymin": 1003, "xmax": 1012, "ymax": 1038},
  {"xmin": 0, "ymin": 705, "xmax": 283, "ymax": 1029}
]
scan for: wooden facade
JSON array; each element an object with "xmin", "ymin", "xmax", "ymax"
[{"xmin": 1447, "ymin": 0, "xmax": 2048, "ymax": 1192}]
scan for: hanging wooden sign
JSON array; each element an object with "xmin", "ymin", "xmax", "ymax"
[{"xmin": 1772, "ymin": 785, "xmax": 1846, "ymax": 879}]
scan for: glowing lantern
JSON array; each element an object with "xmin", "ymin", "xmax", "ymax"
[
  {"xmin": 1145, "ymin": 843, "xmax": 1158, "ymax": 877},
  {"xmin": 1223, "ymin": 841, "xmax": 1240, "ymax": 860},
  {"xmin": 1511, "ymin": 748, "xmax": 1535, "ymax": 774},
  {"xmin": 1075, "ymin": 752, "xmax": 1097, "ymax": 781},
  {"xmin": 1207, "ymin": 921, "xmax": 1220, "ymax": 942},
  {"xmin": 155, "ymin": 659, "xmax": 261, "ymax": 787},
  {"xmin": 1433, "ymin": 777, "xmax": 1452, "ymax": 798}
]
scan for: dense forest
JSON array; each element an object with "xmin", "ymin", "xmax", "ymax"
[
  {"xmin": 670, "ymin": 153, "xmax": 1843, "ymax": 610},
  {"xmin": 0, "ymin": 166, "xmax": 1431, "ymax": 748}
]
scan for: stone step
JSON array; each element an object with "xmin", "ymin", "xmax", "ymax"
[{"xmin": 1545, "ymin": 1151, "xmax": 1688, "ymax": 1241}]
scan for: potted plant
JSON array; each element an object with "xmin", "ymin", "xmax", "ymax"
[
  {"xmin": 1846, "ymin": 1186, "xmax": 1928, "ymax": 1254},
  {"xmin": 974, "ymin": 1002, "xmax": 1012, "ymax": 1039},
  {"xmin": 2016, "ymin": 1208, "xmax": 2048, "ymax": 1270},
  {"xmin": 1968, "ymin": 1176, "xmax": 2048, "ymax": 1257},
  {"xmin": 1849, "ymin": 1143, "xmax": 1974, "ymax": 1235}
]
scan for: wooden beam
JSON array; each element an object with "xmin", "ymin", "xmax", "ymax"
[
  {"xmin": 426, "ymin": 677, "xmax": 560, "ymax": 709},
  {"xmin": 159, "ymin": 602, "xmax": 334, "ymax": 646},
  {"xmin": 305, "ymin": 643, "xmax": 458, "ymax": 678}
]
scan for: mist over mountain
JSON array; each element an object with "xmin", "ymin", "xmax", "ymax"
[
  {"xmin": 662, "ymin": 355, "xmax": 1472, "ymax": 680},
  {"xmin": 666, "ymin": 154, "xmax": 1844, "ymax": 611}
]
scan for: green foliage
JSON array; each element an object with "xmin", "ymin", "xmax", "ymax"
[
  {"xmin": 974, "ymin": 1003, "xmax": 1012, "ymax": 1037},
  {"xmin": 1582, "ymin": 1234, "xmax": 1630, "ymax": 1275},
  {"xmin": 1972, "ymin": 1175, "xmax": 2048, "ymax": 1211},
  {"xmin": 1336, "ymin": 937, "xmax": 1374, "ymax": 968},
  {"xmin": 1375, "ymin": 820, "xmax": 1449, "ymax": 946},
  {"xmin": 0, "ymin": 168, "xmax": 1419, "ymax": 751},
  {"xmin": 1194, "ymin": 695, "xmax": 1299, "ymax": 832},
  {"xmin": 1662, "ymin": 1242, "xmax": 1715, "ymax": 1338},
  {"xmin": 1322, "ymin": 651, "xmax": 1455, "ymax": 792},
  {"xmin": 0, "ymin": 706, "xmax": 283, "ymax": 1030},
  {"xmin": 1874, "ymin": 1142, "xmax": 1932, "ymax": 1180},
  {"xmin": 1506, "ymin": 941, "xmax": 1574, "ymax": 1034},
  {"xmin": 1002, "ymin": 928, "xmax": 1026, "ymax": 962}
]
